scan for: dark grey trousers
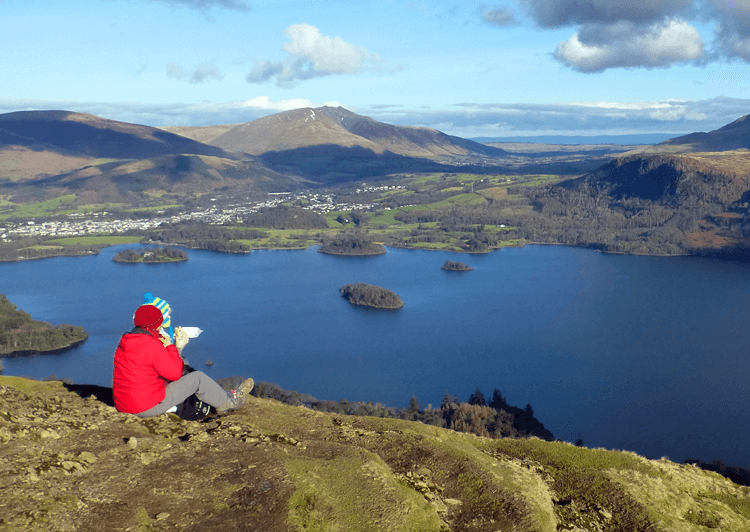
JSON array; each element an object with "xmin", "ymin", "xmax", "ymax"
[{"xmin": 137, "ymin": 371, "xmax": 230, "ymax": 417}]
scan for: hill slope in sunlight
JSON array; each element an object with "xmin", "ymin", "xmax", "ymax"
[{"xmin": 2, "ymin": 376, "xmax": 749, "ymax": 532}]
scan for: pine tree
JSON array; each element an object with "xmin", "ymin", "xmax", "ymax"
[{"xmin": 468, "ymin": 386, "xmax": 486, "ymax": 406}]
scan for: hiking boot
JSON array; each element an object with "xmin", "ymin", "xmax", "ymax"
[{"xmin": 217, "ymin": 378, "xmax": 254, "ymax": 413}]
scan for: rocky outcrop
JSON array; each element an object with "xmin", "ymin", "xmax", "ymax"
[{"xmin": 2, "ymin": 376, "xmax": 749, "ymax": 531}]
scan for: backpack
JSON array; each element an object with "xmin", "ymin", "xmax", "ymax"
[
  {"xmin": 174, "ymin": 363, "xmax": 214, "ymax": 420},
  {"xmin": 175, "ymin": 393, "xmax": 213, "ymax": 420}
]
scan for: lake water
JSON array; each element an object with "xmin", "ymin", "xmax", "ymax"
[{"xmin": 2, "ymin": 244, "xmax": 749, "ymax": 467}]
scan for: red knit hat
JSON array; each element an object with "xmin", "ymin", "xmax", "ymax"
[{"xmin": 133, "ymin": 304, "xmax": 164, "ymax": 330}]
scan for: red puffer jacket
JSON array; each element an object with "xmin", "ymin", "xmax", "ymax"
[{"xmin": 112, "ymin": 329, "xmax": 184, "ymax": 414}]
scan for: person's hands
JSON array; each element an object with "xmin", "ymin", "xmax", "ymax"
[{"xmin": 174, "ymin": 327, "xmax": 189, "ymax": 351}]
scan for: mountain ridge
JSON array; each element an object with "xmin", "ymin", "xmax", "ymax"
[
  {"xmin": 636, "ymin": 114, "xmax": 750, "ymax": 155},
  {"xmin": 169, "ymin": 106, "xmax": 508, "ymax": 160}
]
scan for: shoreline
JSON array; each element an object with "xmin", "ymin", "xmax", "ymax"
[
  {"xmin": 0, "ymin": 337, "xmax": 88, "ymax": 359},
  {"xmin": 2, "ymin": 237, "xmax": 746, "ymax": 264}
]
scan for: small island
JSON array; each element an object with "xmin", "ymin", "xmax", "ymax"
[
  {"xmin": 0, "ymin": 295, "xmax": 88, "ymax": 356},
  {"xmin": 340, "ymin": 283, "xmax": 404, "ymax": 309},
  {"xmin": 113, "ymin": 246, "xmax": 188, "ymax": 263},
  {"xmin": 441, "ymin": 260, "xmax": 473, "ymax": 271},
  {"xmin": 319, "ymin": 234, "xmax": 386, "ymax": 256}
]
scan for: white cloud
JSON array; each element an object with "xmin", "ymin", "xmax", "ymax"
[
  {"xmin": 481, "ymin": 6, "xmax": 518, "ymax": 27},
  {"xmin": 566, "ymin": 101, "xmax": 683, "ymax": 110},
  {"xmin": 167, "ymin": 62, "xmax": 224, "ymax": 84},
  {"xmin": 166, "ymin": 63, "xmax": 189, "ymax": 81},
  {"xmin": 649, "ymin": 107, "xmax": 707, "ymax": 121},
  {"xmin": 366, "ymin": 97, "xmax": 743, "ymax": 138},
  {"xmin": 246, "ymin": 24, "xmax": 381, "ymax": 88},
  {"xmin": 507, "ymin": 0, "xmax": 750, "ymax": 70},
  {"xmin": 554, "ymin": 19, "xmax": 704, "ymax": 72}
]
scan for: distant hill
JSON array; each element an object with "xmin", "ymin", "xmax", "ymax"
[
  {"xmin": 179, "ymin": 106, "xmax": 507, "ymax": 159},
  {"xmin": 638, "ymin": 115, "xmax": 750, "ymax": 154},
  {"xmin": 0, "ymin": 111, "xmax": 300, "ymax": 201},
  {"xmin": 0, "ymin": 111, "xmax": 234, "ymax": 160},
  {"xmin": 166, "ymin": 106, "xmax": 509, "ymax": 182},
  {"xmin": 550, "ymin": 117, "xmax": 750, "ymax": 256},
  {"xmin": 559, "ymin": 115, "xmax": 750, "ymax": 205},
  {"xmin": 561, "ymin": 153, "xmax": 750, "ymax": 204},
  {"xmin": 0, "ymin": 108, "xmax": 514, "ymax": 198},
  {"xmin": 474, "ymin": 133, "xmax": 676, "ymax": 145}
]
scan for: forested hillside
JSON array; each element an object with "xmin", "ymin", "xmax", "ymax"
[{"xmin": 0, "ymin": 295, "xmax": 87, "ymax": 356}]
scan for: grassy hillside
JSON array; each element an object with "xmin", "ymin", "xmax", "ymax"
[{"xmin": 2, "ymin": 376, "xmax": 749, "ymax": 531}]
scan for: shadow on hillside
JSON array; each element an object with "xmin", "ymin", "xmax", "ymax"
[
  {"xmin": 259, "ymin": 144, "xmax": 460, "ymax": 182},
  {"xmin": 63, "ymin": 383, "xmax": 114, "ymax": 407},
  {"xmin": 0, "ymin": 111, "xmax": 231, "ymax": 159},
  {"xmin": 260, "ymin": 144, "xmax": 599, "ymax": 183},
  {"xmin": 684, "ymin": 459, "xmax": 750, "ymax": 486}
]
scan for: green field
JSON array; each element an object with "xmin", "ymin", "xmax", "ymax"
[
  {"xmin": 46, "ymin": 235, "xmax": 143, "ymax": 246},
  {"xmin": 124, "ymin": 204, "xmax": 183, "ymax": 213},
  {"xmin": 2, "ymin": 195, "xmax": 78, "ymax": 219}
]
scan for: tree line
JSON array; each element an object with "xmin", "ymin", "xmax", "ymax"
[
  {"xmin": 319, "ymin": 232, "xmax": 386, "ymax": 255},
  {"xmin": 230, "ymin": 379, "xmax": 554, "ymax": 442},
  {"xmin": 139, "ymin": 222, "xmax": 268, "ymax": 253},
  {"xmin": 113, "ymin": 246, "xmax": 188, "ymax": 263},
  {"xmin": 0, "ymin": 295, "xmax": 88, "ymax": 356},
  {"xmin": 243, "ymin": 206, "xmax": 329, "ymax": 230},
  {"xmin": 0, "ymin": 238, "xmax": 102, "ymax": 262}
]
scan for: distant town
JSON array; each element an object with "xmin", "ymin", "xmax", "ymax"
[{"xmin": 0, "ymin": 184, "xmax": 406, "ymax": 240}]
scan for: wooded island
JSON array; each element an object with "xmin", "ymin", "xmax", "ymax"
[
  {"xmin": 340, "ymin": 283, "xmax": 404, "ymax": 309},
  {"xmin": 441, "ymin": 260, "xmax": 473, "ymax": 271},
  {"xmin": 113, "ymin": 246, "xmax": 188, "ymax": 263}
]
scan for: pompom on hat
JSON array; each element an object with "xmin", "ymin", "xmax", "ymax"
[
  {"xmin": 142, "ymin": 292, "xmax": 173, "ymax": 339},
  {"xmin": 133, "ymin": 304, "xmax": 164, "ymax": 331}
]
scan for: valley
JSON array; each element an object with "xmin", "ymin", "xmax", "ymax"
[{"xmin": 0, "ymin": 107, "xmax": 749, "ymax": 261}]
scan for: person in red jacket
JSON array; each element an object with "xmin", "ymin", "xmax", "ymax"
[{"xmin": 113, "ymin": 304, "xmax": 253, "ymax": 417}]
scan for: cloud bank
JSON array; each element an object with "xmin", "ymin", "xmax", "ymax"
[
  {"xmin": 485, "ymin": 0, "xmax": 750, "ymax": 72},
  {"xmin": 2, "ymin": 97, "xmax": 746, "ymax": 139},
  {"xmin": 246, "ymin": 24, "xmax": 380, "ymax": 88}
]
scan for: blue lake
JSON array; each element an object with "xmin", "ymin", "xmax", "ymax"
[{"xmin": 2, "ymin": 244, "xmax": 750, "ymax": 467}]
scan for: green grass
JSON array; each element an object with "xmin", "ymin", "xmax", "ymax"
[
  {"xmin": 7, "ymin": 195, "xmax": 77, "ymax": 218},
  {"xmin": 323, "ymin": 212, "xmax": 348, "ymax": 228},
  {"xmin": 123, "ymin": 204, "xmax": 182, "ymax": 213},
  {"xmin": 74, "ymin": 203, "xmax": 121, "ymax": 213},
  {"xmin": 46, "ymin": 236, "xmax": 142, "ymax": 246},
  {"xmin": 286, "ymin": 452, "xmax": 444, "ymax": 532},
  {"xmin": 369, "ymin": 210, "xmax": 404, "ymax": 226}
]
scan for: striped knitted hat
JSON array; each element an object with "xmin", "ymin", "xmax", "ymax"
[{"xmin": 142, "ymin": 292, "xmax": 171, "ymax": 329}]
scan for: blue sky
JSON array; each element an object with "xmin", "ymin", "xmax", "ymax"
[{"xmin": 2, "ymin": 0, "xmax": 750, "ymax": 139}]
